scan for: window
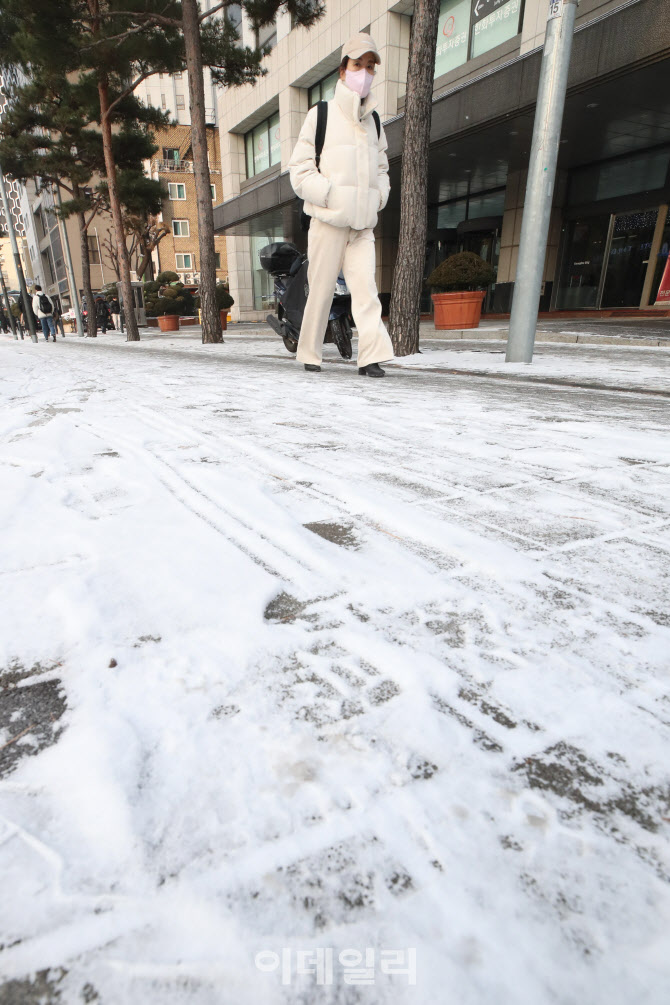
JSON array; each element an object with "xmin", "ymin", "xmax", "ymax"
[
  {"xmin": 172, "ymin": 219, "xmax": 190, "ymax": 237},
  {"xmin": 176, "ymin": 94, "xmax": 185, "ymax": 109},
  {"xmin": 244, "ymin": 111, "xmax": 280, "ymax": 179},
  {"xmin": 308, "ymin": 69, "xmax": 339, "ymax": 108},
  {"xmin": 87, "ymin": 235, "xmax": 101, "ymax": 264},
  {"xmin": 211, "ymin": 184, "xmax": 216, "ymax": 200},
  {"xmin": 435, "ymin": 187, "xmax": 505, "ymax": 229},
  {"xmin": 161, "ymin": 93, "xmax": 167, "ymax": 109},
  {"xmin": 176, "ymin": 253, "xmax": 192, "ymax": 270},
  {"xmin": 39, "ymin": 207, "xmax": 51, "ymax": 237},
  {"xmin": 434, "ymin": 0, "xmax": 522, "ymax": 79},
  {"xmin": 226, "ymin": 4, "xmax": 242, "ymax": 39},
  {"xmin": 163, "ymin": 147, "xmax": 180, "ymax": 163},
  {"xmin": 215, "ymin": 252, "xmax": 221, "ymax": 269},
  {"xmin": 168, "ymin": 183, "xmax": 186, "ymax": 200},
  {"xmin": 256, "ymin": 20, "xmax": 277, "ymax": 51}
]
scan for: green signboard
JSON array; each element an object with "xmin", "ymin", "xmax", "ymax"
[
  {"xmin": 471, "ymin": 0, "xmax": 522, "ymax": 58},
  {"xmin": 435, "ymin": 0, "xmax": 471, "ymax": 78},
  {"xmin": 435, "ymin": 0, "xmax": 522, "ymax": 77}
]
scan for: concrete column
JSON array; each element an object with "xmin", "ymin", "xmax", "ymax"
[
  {"xmin": 370, "ymin": 10, "xmax": 412, "ymax": 121},
  {"xmin": 279, "ymin": 85, "xmax": 308, "ymax": 169}
]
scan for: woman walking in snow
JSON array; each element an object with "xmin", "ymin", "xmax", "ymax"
[{"xmin": 288, "ymin": 33, "xmax": 394, "ymax": 378}]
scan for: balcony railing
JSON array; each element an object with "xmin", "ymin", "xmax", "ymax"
[{"xmin": 154, "ymin": 159, "xmax": 193, "ymax": 173}]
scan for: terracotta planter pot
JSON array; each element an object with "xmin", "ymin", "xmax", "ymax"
[
  {"xmin": 219, "ymin": 309, "xmax": 228, "ymax": 331},
  {"xmin": 431, "ymin": 290, "xmax": 486, "ymax": 330},
  {"xmin": 158, "ymin": 314, "xmax": 180, "ymax": 332}
]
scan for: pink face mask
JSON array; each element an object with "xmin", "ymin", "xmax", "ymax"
[{"xmin": 345, "ymin": 67, "xmax": 374, "ymax": 99}]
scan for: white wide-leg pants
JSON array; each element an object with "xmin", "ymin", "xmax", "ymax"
[{"xmin": 296, "ymin": 218, "xmax": 394, "ymax": 369}]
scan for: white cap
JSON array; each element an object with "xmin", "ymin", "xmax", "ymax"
[{"xmin": 341, "ymin": 32, "xmax": 381, "ymax": 64}]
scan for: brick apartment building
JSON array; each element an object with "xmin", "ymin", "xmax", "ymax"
[{"xmin": 149, "ymin": 123, "xmax": 228, "ymax": 285}]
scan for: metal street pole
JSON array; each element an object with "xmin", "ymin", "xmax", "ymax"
[
  {"xmin": 55, "ymin": 185, "xmax": 85, "ymax": 337},
  {"xmin": 506, "ymin": 0, "xmax": 578, "ymax": 363},
  {"xmin": 0, "ymin": 265, "xmax": 18, "ymax": 338},
  {"xmin": 0, "ymin": 163, "xmax": 38, "ymax": 342}
]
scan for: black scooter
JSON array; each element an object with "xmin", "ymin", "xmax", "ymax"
[{"xmin": 260, "ymin": 242, "xmax": 353, "ymax": 359}]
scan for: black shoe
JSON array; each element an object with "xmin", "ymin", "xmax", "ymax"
[
  {"xmin": 304, "ymin": 364, "xmax": 321, "ymax": 372},
  {"xmin": 358, "ymin": 363, "xmax": 386, "ymax": 377}
]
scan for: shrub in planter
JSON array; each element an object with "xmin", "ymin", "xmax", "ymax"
[
  {"xmin": 155, "ymin": 270, "xmax": 179, "ymax": 285},
  {"xmin": 426, "ymin": 251, "xmax": 496, "ymax": 292},
  {"xmin": 143, "ymin": 280, "xmax": 163, "ymax": 319},
  {"xmin": 215, "ymin": 283, "xmax": 234, "ymax": 329},
  {"xmin": 154, "ymin": 284, "xmax": 195, "ymax": 318},
  {"xmin": 426, "ymin": 252, "xmax": 496, "ymax": 330},
  {"xmin": 215, "ymin": 284, "xmax": 234, "ymax": 311},
  {"xmin": 153, "ymin": 297, "xmax": 180, "ymax": 317}
]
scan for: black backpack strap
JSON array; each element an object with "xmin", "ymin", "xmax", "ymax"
[
  {"xmin": 372, "ymin": 110, "xmax": 380, "ymax": 139},
  {"xmin": 314, "ymin": 100, "xmax": 328, "ymax": 169}
]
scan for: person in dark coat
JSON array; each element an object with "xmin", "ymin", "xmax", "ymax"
[
  {"xmin": 95, "ymin": 296, "xmax": 111, "ymax": 334},
  {"xmin": 109, "ymin": 297, "xmax": 121, "ymax": 331}
]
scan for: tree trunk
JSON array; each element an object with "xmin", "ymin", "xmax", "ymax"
[
  {"xmin": 76, "ymin": 201, "xmax": 97, "ymax": 337},
  {"xmin": 387, "ymin": 0, "xmax": 441, "ymax": 357},
  {"xmin": 137, "ymin": 249, "xmax": 151, "ymax": 279},
  {"xmin": 182, "ymin": 0, "xmax": 222, "ymax": 344},
  {"xmin": 97, "ymin": 76, "xmax": 140, "ymax": 341}
]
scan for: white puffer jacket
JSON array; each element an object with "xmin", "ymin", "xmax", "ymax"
[{"xmin": 289, "ymin": 80, "xmax": 390, "ymax": 232}]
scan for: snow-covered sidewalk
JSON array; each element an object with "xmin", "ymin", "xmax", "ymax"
[{"xmin": 1, "ymin": 334, "xmax": 669, "ymax": 1004}]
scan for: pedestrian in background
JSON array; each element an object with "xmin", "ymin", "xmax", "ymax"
[
  {"xmin": 53, "ymin": 299, "xmax": 65, "ymax": 337},
  {"xmin": 0, "ymin": 305, "xmax": 9, "ymax": 333},
  {"xmin": 31, "ymin": 284, "xmax": 57, "ymax": 341},
  {"xmin": 109, "ymin": 295, "xmax": 121, "ymax": 332},
  {"xmin": 10, "ymin": 300, "xmax": 23, "ymax": 338},
  {"xmin": 288, "ymin": 32, "xmax": 394, "ymax": 378},
  {"xmin": 95, "ymin": 296, "xmax": 110, "ymax": 334}
]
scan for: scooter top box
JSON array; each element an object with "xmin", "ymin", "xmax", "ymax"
[{"xmin": 259, "ymin": 242, "xmax": 301, "ymax": 277}]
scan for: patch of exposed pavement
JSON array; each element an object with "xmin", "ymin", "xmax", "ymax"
[{"xmin": 0, "ymin": 661, "xmax": 67, "ymax": 780}]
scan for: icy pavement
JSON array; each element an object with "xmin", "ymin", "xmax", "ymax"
[
  {"xmin": 400, "ymin": 342, "xmax": 670, "ymax": 394},
  {"xmin": 1, "ymin": 333, "xmax": 669, "ymax": 1004}
]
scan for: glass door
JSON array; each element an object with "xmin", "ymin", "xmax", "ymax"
[
  {"xmin": 555, "ymin": 215, "xmax": 611, "ymax": 309},
  {"xmin": 460, "ymin": 228, "xmax": 500, "ymax": 313},
  {"xmin": 600, "ymin": 209, "xmax": 658, "ymax": 308}
]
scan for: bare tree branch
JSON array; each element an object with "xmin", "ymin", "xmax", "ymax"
[
  {"xmin": 200, "ymin": 2, "xmax": 228, "ymax": 21},
  {"xmin": 105, "ymin": 70, "xmax": 154, "ymax": 117},
  {"xmin": 104, "ymin": 10, "xmax": 180, "ymax": 29},
  {"xmin": 80, "ymin": 21, "xmax": 149, "ymax": 48}
]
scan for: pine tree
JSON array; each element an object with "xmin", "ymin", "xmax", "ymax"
[
  {"xmin": 0, "ymin": 68, "xmax": 167, "ymax": 337},
  {"xmin": 98, "ymin": 0, "xmax": 325, "ymax": 343},
  {"xmin": 0, "ymin": 0, "xmax": 183, "ymax": 340}
]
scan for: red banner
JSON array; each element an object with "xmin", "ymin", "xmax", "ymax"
[{"xmin": 655, "ymin": 253, "xmax": 670, "ymax": 304}]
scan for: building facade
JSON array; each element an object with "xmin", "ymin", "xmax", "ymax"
[
  {"xmin": 147, "ymin": 124, "xmax": 228, "ymax": 284},
  {"xmin": 134, "ymin": 0, "xmax": 226, "ymax": 128},
  {"xmin": 214, "ymin": 0, "xmax": 670, "ymax": 321}
]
